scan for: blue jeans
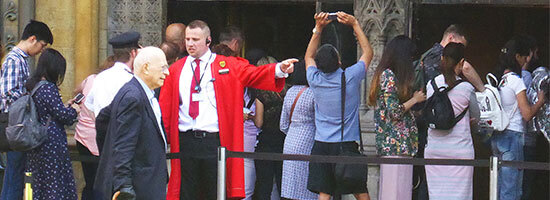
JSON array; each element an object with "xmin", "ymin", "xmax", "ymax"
[
  {"xmin": 491, "ymin": 129, "xmax": 524, "ymax": 200},
  {"xmin": 0, "ymin": 151, "xmax": 26, "ymax": 200}
]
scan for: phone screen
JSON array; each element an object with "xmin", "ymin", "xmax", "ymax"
[{"xmin": 74, "ymin": 93, "xmax": 85, "ymax": 104}]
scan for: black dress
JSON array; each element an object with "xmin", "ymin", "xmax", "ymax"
[{"xmin": 253, "ymin": 90, "xmax": 286, "ymax": 199}]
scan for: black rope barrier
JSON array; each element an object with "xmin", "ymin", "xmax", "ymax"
[{"xmin": 70, "ymin": 151, "xmax": 550, "ymax": 171}]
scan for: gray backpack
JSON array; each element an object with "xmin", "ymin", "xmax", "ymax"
[{"xmin": 5, "ymin": 80, "xmax": 50, "ymax": 151}]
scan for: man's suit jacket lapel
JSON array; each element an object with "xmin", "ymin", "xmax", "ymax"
[{"xmin": 130, "ymin": 78, "xmax": 165, "ymax": 148}]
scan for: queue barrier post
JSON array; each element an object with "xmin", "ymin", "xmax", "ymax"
[
  {"xmin": 217, "ymin": 146, "xmax": 227, "ymax": 200},
  {"xmin": 24, "ymin": 172, "xmax": 32, "ymax": 200},
  {"xmin": 489, "ymin": 156, "xmax": 499, "ymax": 200}
]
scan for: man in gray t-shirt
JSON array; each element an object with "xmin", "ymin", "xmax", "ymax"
[{"xmin": 303, "ymin": 12, "xmax": 373, "ymax": 199}]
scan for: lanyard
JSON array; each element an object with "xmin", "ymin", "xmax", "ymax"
[{"xmin": 191, "ymin": 53, "xmax": 214, "ymax": 93}]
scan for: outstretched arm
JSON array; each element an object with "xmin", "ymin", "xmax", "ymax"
[
  {"xmin": 463, "ymin": 61, "xmax": 485, "ymax": 92},
  {"xmin": 305, "ymin": 12, "xmax": 332, "ymax": 69},
  {"xmin": 337, "ymin": 12, "xmax": 373, "ymax": 69}
]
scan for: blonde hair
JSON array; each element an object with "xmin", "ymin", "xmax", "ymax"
[{"xmin": 256, "ymin": 56, "xmax": 277, "ymax": 66}]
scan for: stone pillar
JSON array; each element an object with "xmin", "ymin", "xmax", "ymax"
[
  {"xmin": 1, "ymin": 0, "xmax": 20, "ymax": 53},
  {"xmin": 354, "ymin": 1, "xmax": 409, "ymax": 200},
  {"xmin": 35, "ymin": 0, "xmax": 76, "ymax": 100},
  {"xmin": 98, "ymin": 0, "xmax": 109, "ymax": 64},
  {"xmin": 75, "ymin": 0, "xmax": 99, "ymax": 87}
]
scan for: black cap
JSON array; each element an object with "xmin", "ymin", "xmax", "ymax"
[{"xmin": 108, "ymin": 31, "xmax": 140, "ymax": 49}]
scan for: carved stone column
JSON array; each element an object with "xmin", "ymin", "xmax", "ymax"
[
  {"xmin": 108, "ymin": 0, "xmax": 165, "ymax": 53},
  {"xmin": 354, "ymin": 1, "xmax": 408, "ymax": 199},
  {"xmin": 1, "ymin": 0, "xmax": 19, "ymax": 53}
]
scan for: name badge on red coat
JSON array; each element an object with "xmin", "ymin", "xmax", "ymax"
[{"xmin": 218, "ymin": 68, "xmax": 229, "ymax": 74}]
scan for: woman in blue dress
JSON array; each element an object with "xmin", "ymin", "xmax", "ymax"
[
  {"xmin": 280, "ymin": 60, "xmax": 318, "ymax": 200},
  {"xmin": 25, "ymin": 48, "xmax": 80, "ymax": 200}
]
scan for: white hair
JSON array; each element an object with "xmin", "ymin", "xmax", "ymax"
[{"xmin": 133, "ymin": 46, "xmax": 167, "ymax": 74}]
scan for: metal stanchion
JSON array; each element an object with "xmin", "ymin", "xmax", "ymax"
[
  {"xmin": 489, "ymin": 156, "xmax": 499, "ymax": 200},
  {"xmin": 217, "ymin": 147, "xmax": 227, "ymax": 200},
  {"xmin": 24, "ymin": 172, "xmax": 32, "ymax": 200}
]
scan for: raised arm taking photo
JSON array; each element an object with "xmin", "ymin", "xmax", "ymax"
[
  {"xmin": 304, "ymin": 12, "xmax": 332, "ymax": 69},
  {"xmin": 336, "ymin": 12, "xmax": 373, "ymax": 69},
  {"xmin": 304, "ymin": 12, "xmax": 373, "ymax": 71}
]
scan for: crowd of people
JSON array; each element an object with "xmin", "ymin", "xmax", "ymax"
[{"xmin": 0, "ymin": 10, "xmax": 547, "ymax": 200}]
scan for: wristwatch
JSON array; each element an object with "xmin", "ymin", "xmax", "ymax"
[{"xmin": 312, "ymin": 27, "xmax": 319, "ymax": 34}]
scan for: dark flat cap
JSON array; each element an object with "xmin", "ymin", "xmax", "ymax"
[{"xmin": 108, "ymin": 31, "xmax": 140, "ymax": 49}]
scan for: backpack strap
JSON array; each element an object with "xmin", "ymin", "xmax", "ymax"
[
  {"xmin": 30, "ymin": 80, "xmax": 52, "ymax": 126},
  {"xmin": 452, "ymin": 105, "xmax": 469, "ymax": 126},
  {"xmin": 30, "ymin": 80, "xmax": 49, "ymax": 96},
  {"xmin": 430, "ymin": 77, "xmax": 466, "ymax": 93}
]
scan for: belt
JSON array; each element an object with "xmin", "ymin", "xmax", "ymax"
[{"xmin": 181, "ymin": 130, "xmax": 219, "ymax": 139}]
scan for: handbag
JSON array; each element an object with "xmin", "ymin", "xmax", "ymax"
[{"xmin": 334, "ymin": 70, "xmax": 368, "ymax": 187}]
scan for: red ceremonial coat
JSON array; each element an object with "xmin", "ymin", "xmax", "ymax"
[{"xmin": 159, "ymin": 54, "xmax": 285, "ymax": 199}]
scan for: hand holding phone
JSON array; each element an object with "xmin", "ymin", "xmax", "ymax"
[
  {"xmin": 73, "ymin": 93, "xmax": 85, "ymax": 104},
  {"xmin": 327, "ymin": 13, "xmax": 337, "ymax": 20}
]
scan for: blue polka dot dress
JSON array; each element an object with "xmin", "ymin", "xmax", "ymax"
[{"xmin": 26, "ymin": 82, "xmax": 78, "ymax": 200}]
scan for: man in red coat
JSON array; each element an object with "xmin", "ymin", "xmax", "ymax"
[{"xmin": 159, "ymin": 20, "xmax": 297, "ymax": 200}]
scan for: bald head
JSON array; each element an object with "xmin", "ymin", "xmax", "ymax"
[
  {"xmin": 134, "ymin": 46, "xmax": 169, "ymax": 89},
  {"xmin": 166, "ymin": 23, "xmax": 186, "ymax": 53}
]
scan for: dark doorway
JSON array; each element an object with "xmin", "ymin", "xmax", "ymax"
[
  {"xmin": 413, "ymin": 3, "xmax": 550, "ymax": 200},
  {"xmin": 167, "ymin": 1, "xmax": 356, "ymax": 65}
]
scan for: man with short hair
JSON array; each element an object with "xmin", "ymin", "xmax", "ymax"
[
  {"xmin": 94, "ymin": 46, "xmax": 169, "ymax": 200},
  {"xmin": 166, "ymin": 23, "xmax": 187, "ymax": 58},
  {"xmin": 219, "ymin": 26, "xmax": 245, "ymax": 55},
  {"xmin": 0, "ymin": 20, "xmax": 53, "ymax": 200},
  {"xmin": 160, "ymin": 20, "xmax": 296, "ymax": 200},
  {"xmin": 85, "ymin": 31, "xmax": 140, "ymax": 117}
]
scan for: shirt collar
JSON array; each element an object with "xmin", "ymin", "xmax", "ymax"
[
  {"xmin": 134, "ymin": 76, "xmax": 155, "ymax": 100},
  {"xmin": 191, "ymin": 49, "xmax": 213, "ymax": 63},
  {"xmin": 12, "ymin": 47, "xmax": 29, "ymax": 58},
  {"xmin": 113, "ymin": 62, "xmax": 132, "ymax": 74}
]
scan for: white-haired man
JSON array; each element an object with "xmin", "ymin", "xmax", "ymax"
[{"xmin": 94, "ymin": 47, "xmax": 169, "ymax": 200}]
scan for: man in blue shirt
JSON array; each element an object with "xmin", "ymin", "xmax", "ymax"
[
  {"xmin": 0, "ymin": 20, "xmax": 53, "ymax": 200},
  {"xmin": 304, "ymin": 12, "xmax": 373, "ymax": 200}
]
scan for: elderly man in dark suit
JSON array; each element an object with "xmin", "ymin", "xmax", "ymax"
[{"xmin": 94, "ymin": 46, "xmax": 169, "ymax": 200}]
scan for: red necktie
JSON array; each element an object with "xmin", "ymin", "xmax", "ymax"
[{"xmin": 189, "ymin": 59, "xmax": 200, "ymax": 119}]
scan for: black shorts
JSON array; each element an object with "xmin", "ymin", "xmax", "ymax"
[{"xmin": 307, "ymin": 141, "xmax": 368, "ymax": 195}]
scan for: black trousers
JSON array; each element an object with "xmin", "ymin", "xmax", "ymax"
[
  {"xmin": 253, "ymin": 140, "xmax": 283, "ymax": 200},
  {"xmin": 413, "ymin": 120, "xmax": 429, "ymax": 200},
  {"xmin": 179, "ymin": 131, "xmax": 220, "ymax": 200},
  {"xmin": 76, "ymin": 141, "xmax": 98, "ymax": 200}
]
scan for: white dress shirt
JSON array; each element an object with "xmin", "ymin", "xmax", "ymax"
[
  {"xmin": 135, "ymin": 76, "xmax": 167, "ymax": 149},
  {"xmin": 178, "ymin": 50, "xmax": 288, "ymax": 132},
  {"xmin": 85, "ymin": 62, "xmax": 133, "ymax": 117}
]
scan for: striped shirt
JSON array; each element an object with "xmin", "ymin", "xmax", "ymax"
[{"xmin": 0, "ymin": 47, "xmax": 30, "ymax": 112}]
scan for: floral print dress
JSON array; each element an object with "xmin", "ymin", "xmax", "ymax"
[{"xmin": 374, "ymin": 69, "xmax": 418, "ymax": 157}]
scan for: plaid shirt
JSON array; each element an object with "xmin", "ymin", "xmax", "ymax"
[{"xmin": 0, "ymin": 47, "xmax": 30, "ymax": 112}]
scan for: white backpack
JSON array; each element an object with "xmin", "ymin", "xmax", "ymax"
[{"xmin": 475, "ymin": 73, "xmax": 509, "ymax": 133}]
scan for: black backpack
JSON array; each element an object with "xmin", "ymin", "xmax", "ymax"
[{"xmin": 422, "ymin": 78, "xmax": 468, "ymax": 130}]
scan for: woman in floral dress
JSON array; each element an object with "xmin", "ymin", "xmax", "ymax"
[{"xmin": 368, "ymin": 36, "xmax": 426, "ymax": 200}]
